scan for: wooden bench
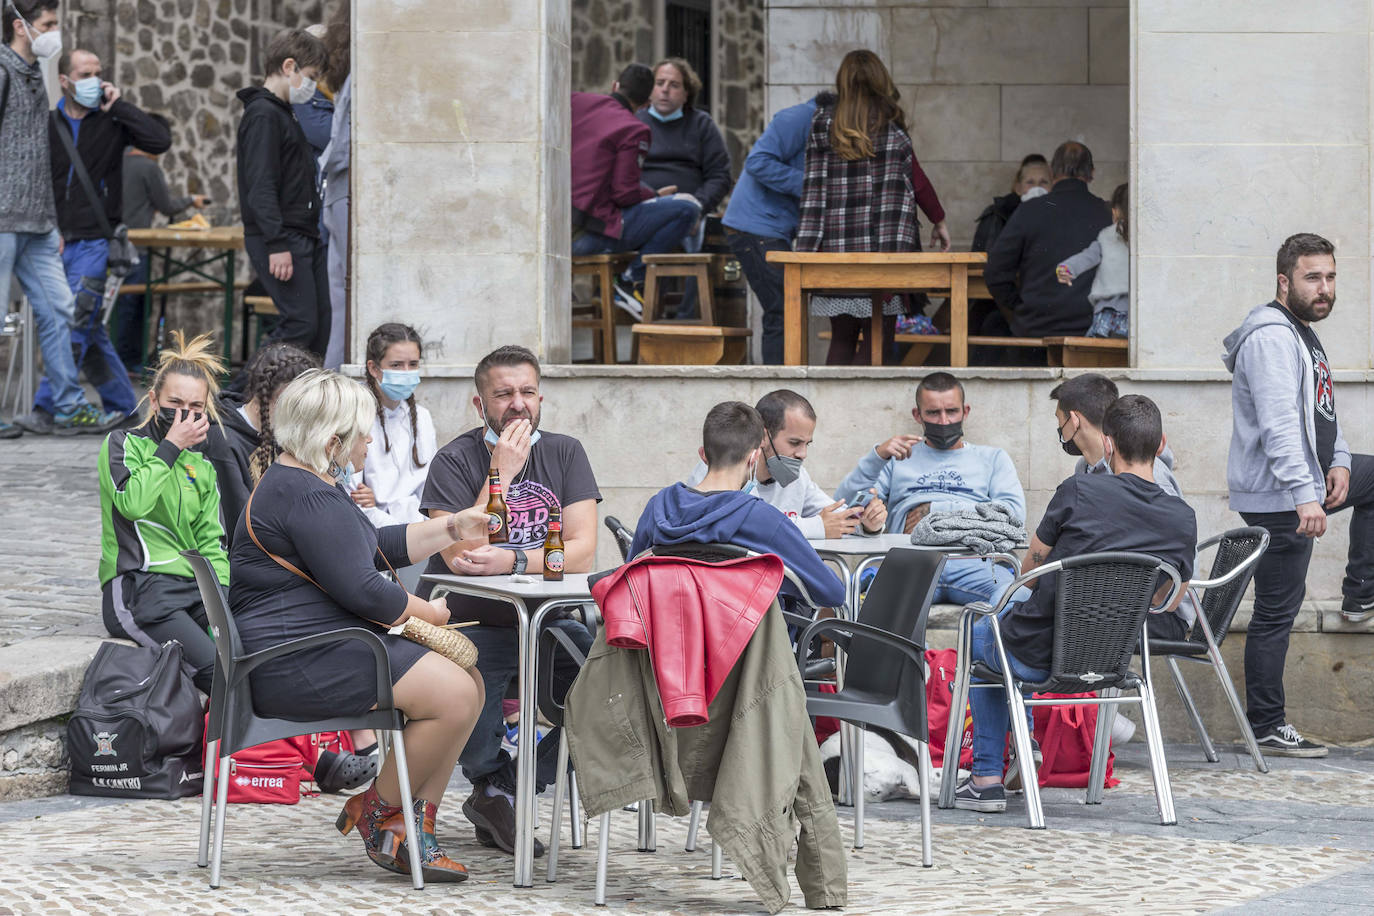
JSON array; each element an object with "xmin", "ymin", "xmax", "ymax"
[
  {"xmin": 817, "ymin": 331, "xmax": 1048, "ymax": 366},
  {"xmin": 117, "ymin": 278, "xmax": 250, "ymax": 296},
  {"xmin": 571, "ymin": 253, "xmax": 635, "ymax": 363},
  {"xmin": 1044, "ymin": 336, "xmax": 1128, "ymax": 367},
  {"xmin": 631, "ymin": 324, "xmax": 751, "ymax": 365}
]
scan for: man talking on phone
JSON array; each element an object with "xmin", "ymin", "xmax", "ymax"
[
  {"xmin": 836, "ymin": 372, "xmax": 1026, "ymax": 605},
  {"xmin": 685, "ymin": 389, "xmax": 887, "ymax": 539},
  {"xmin": 22, "ymin": 47, "xmax": 169, "ymax": 431}
]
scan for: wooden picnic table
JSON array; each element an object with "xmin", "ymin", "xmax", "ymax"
[
  {"xmin": 125, "ymin": 226, "xmax": 246, "ymax": 363},
  {"xmin": 766, "ymin": 251, "xmax": 989, "ymax": 366}
]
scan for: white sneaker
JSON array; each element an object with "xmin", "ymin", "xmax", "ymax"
[{"xmin": 1111, "ymin": 713, "xmax": 1136, "ymax": 744}]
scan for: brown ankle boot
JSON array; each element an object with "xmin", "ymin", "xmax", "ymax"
[
  {"xmin": 336, "ymin": 784, "xmax": 407, "ymax": 875},
  {"xmin": 402, "ymin": 798, "xmax": 469, "ymax": 883}
]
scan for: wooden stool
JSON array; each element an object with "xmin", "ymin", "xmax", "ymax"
[
  {"xmin": 1044, "ymin": 336, "xmax": 1128, "ymax": 368},
  {"xmin": 641, "ymin": 253, "xmax": 716, "ymax": 324},
  {"xmin": 571, "ymin": 253, "xmax": 635, "ymax": 363},
  {"xmin": 631, "ymin": 324, "xmax": 751, "ymax": 365}
]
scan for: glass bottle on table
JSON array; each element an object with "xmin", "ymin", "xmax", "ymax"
[
  {"xmin": 485, "ymin": 464, "xmax": 509, "ymax": 545},
  {"xmin": 543, "ymin": 509, "xmax": 564, "ymax": 581}
]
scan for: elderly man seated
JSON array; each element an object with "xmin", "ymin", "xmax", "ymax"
[
  {"xmin": 835, "ymin": 372, "xmax": 1025, "ymax": 606},
  {"xmin": 954, "ymin": 395, "xmax": 1196, "ymax": 813}
]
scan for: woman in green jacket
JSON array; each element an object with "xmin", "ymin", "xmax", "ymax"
[{"xmin": 99, "ymin": 332, "xmax": 227, "ymax": 693}]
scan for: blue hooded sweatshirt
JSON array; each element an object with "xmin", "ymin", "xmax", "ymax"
[{"xmin": 629, "ymin": 483, "xmax": 846, "ymax": 608}]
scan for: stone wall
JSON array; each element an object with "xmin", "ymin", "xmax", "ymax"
[{"xmin": 765, "ymin": 0, "xmax": 1128, "ymax": 250}]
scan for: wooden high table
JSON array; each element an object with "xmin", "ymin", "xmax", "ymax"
[
  {"xmin": 125, "ymin": 225, "xmax": 245, "ymax": 363},
  {"xmin": 767, "ymin": 251, "xmax": 989, "ymax": 366}
]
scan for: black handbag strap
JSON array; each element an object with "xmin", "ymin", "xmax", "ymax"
[{"xmin": 51, "ymin": 108, "xmax": 117, "ymax": 241}]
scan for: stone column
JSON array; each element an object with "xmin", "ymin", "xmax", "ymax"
[
  {"xmin": 1134, "ymin": 1, "xmax": 1372, "ymax": 370},
  {"xmin": 352, "ymin": 0, "xmax": 571, "ymax": 365}
]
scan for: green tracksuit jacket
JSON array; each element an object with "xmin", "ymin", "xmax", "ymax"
[
  {"xmin": 99, "ymin": 428, "xmax": 230, "ymax": 586},
  {"xmin": 565, "ymin": 602, "xmax": 848, "ymax": 913}
]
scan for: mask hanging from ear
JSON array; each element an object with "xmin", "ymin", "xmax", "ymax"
[
  {"xmin": 765, "ymin": 454, "xmax": 803, "ymax": 488},
  {"xmin": 479, "ymin": 405, "xmax": 540, "ymax": 446}
]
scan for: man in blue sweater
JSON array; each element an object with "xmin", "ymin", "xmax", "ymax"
[
  {"xmin": 632, "ymin": 400, "xmax": 846, "ymax": 609},
  {"xmin": 721, "ymin": 95, "xmax": 819, "ymax": 365},
  {"xmin": 836, "ymin": 372, "xmax": 1026, "ymax": 605}
]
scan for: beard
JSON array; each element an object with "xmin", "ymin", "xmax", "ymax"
[
  {"xmin": 1286, "ymin": 286, "xmax": 1335, "ymax": 323},
  {"xmin": 482, "ymin": 402, "xmax": 541, "ymax": 436}
]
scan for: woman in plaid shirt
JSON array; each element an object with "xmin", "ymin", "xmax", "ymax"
[{"xmin": 796, "ymin": 50, "xmax": 950, "ymax": 365}]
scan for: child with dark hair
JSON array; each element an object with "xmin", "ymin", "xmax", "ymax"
[
  {"xmin": 1056, "ymin": 182, "xmax": 1130, "ymax": 339},
  {"xmin": 354, "ymin": 322, "xmax": 436, "ymax": 526},
  {"xmin": 99, "ymin": 331, "xmax": 228, "ymax": 694}
]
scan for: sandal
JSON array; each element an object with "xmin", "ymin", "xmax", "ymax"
[{"xmin": 316, "ymin": 747, "xmax": 380, "ymax": 794}]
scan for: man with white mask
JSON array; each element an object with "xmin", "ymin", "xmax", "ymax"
[
  {"xmin": 0, "ymin": 1, "xmax": 124, "ymax": 436},
  {"xmin": 685, "ymin": 389, "xmax": 887, "ymax": 539},
  {"xmin": 235, "ymin": 28, "xmax": 331, "ymax": 362}
]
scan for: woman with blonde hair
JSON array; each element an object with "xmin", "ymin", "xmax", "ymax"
[
  {"xmin": 796, "ymin": 49, "xmax": 950, "ymax": 364},
  {"xmin": 98, "ymin": 331, "xmax": 228, "ymax": 694},
  {"xmin": 228, "ymin": 368, "xmax": 489, "ymax": 881}
]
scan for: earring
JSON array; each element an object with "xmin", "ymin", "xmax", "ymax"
[{"xmin": 327, "ymin": 458, "xmax": 341, "ymax": 478}]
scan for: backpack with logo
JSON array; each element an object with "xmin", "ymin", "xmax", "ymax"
[
  {"xmin": 68, "ymin": 641, "xmax": 205, "ymax": 799},
  {"xmin": 925, "ymin": 648, "xmax": 973, "ymax": 771},
  {"xmin": 202, "ymin": 713, "xmax": 354, "ymax": 804}
]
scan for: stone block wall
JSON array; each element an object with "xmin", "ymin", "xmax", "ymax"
[{"xmin": 764, "ymin": 0, "xmax": 1128, "ymax": 250}]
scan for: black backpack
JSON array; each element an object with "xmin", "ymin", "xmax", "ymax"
[{"xmin": 68, "ymin": 641, "xmax": 205, "ymax": 799}]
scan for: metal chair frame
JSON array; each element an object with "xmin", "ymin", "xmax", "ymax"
[
  {"xmin": 1155, "ymin": 527, "xmax": 1271, "ymax": 773},
  {"xmin": 181, "ymin": 550, "xmax": 425, "ymax": 889},
  {"xmin": 935, "ymin": 551, "xmax": 1183, "ymax": 829}
]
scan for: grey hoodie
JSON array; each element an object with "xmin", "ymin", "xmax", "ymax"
[{"xmin": 1222, "ymin": 301, "xmax": 1350, "ymax": 512}]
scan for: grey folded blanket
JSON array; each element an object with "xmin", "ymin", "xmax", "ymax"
[{"xmin": 909, "ymin": 501, "xmax": 1027, "ymax": 555}]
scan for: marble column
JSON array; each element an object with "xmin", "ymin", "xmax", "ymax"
[{"xmin": 352, "ymin": 0, "xmax": 572, "ymax": 365}]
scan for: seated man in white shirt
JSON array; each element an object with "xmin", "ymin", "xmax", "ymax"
[{"xmin": 686, "ymin": 389, "xmax": 887, "ymax": 538}]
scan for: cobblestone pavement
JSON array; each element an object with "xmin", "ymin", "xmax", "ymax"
[
  {"xmin": 2, "ymin": 745, "xmax": 1373, "ymax": 915},
  {"xmin": 0, "ymin": 435, "xmax": 105, "ymax": 647}
]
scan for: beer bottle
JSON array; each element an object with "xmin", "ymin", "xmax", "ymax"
[
  {"xmin": 485, "ymin": 465, "xmax": 509, "ymax": 544},
  {"xmin": 543, "ymin": 509, "xmax": 564, "ymax": 581}
]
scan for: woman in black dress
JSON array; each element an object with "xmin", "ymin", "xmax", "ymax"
[{"xmin": 229, "ymin": 369, "xmax": 489, "ymax": 882}]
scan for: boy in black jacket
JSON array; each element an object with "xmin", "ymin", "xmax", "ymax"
[{"xmin": 236, "ymin": 29, "xmax": 330, "ymax": 360}]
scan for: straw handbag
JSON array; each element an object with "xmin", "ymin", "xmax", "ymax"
[{"xmin": 245, "ymin": 489, "xmax": 478, "ymax": 671}]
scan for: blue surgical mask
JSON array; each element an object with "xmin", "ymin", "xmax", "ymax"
[
  {"xmin": 480, "ymin": 408, "xmax": 541, "ymax": 447},
  {"xmin": 741, "ymin": 461, "xmax": 758, "ymax": 495},
  {"xmin": 379, "ymin": 369, "xmax": 420, "ymax": 402},
  {"xmin": 648, "ymin": 105, "xmax": 684, "ymax": 122},
  {"xmin": 72, "ymin": 76, "xmax": 103, "ymax": 109},
  {"xmin": 331, "ymin": 460, "xmax": 356, "ymax": 489}
]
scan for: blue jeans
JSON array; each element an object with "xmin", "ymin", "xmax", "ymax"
[
  {"xmin": 725, "ymin": 230, "xmax": 789, "ymax": 364},
  {"xmin": 0, "ymin": 230, "xmax": 87, "ymax": 415},
  {"xmin": 34, "ymin": 238, "xmax": 138, "ymax": 417},
  {"xmin": 969, "ymin": 610, "xmax": 1048, "ymax": 778},
  {"xmin": 934, "ymin": 558, "xmax": 1021, "ymax": 606},
  {"xmin": 458, "ymin": 616, "xmax": 594, "ymax": 793},
  {"xmin": 571, "ymin": 197, "xmax": 699, "ymax": 284}
]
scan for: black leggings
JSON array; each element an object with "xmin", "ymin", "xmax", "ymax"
[
  {"xmin": 103, "ymin": 571, "xmax": 216, "ymax": 694},
  {"xmin": 827, "ymin": 314, "xmax": 897, "ymax": 365}
]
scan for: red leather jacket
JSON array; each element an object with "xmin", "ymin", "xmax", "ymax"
[{"xmin": 590, "ymin": 554, "xmax": 784, "ymax": 727}]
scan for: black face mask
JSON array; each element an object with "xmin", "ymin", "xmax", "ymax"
[
  {"xmin": 922, "ymin": 420, "xmax": 963, "ymax": 450},
  {"xmin": 152, "ymin": 407, "xmax": 202, "ymax": 440},
  {"xmin": 1057, "ymin": 416, "xmax": 1082, "ymax": 456}
]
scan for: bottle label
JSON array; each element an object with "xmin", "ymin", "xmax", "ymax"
[
  {"xmin": 489, "ymin": 482, "xmax": 502, "ymax": 495},
  {"xmin": 545, "ymin": 549, "xmax": 564, "ymax": 573},
  {"xmin": 487, "ymin": 512, "xmax": 504, "ymax": 534}
]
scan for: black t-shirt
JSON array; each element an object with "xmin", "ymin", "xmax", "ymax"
[
  {"xmin": 1001, "ymin": 473, "xmax": 1197, "ymax": 672},
  {"xmin": 418, "ymin": 428, "xmax": 601, "ymax": 626},
  {"xmin": 1269, "ymin": 302, "xmax": 1337, "ymax": 473}
]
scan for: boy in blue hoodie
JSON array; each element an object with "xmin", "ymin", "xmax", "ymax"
[
  {"xmin": 1223, "ymin": 232, "xmax": 1374, "ymax": 758},
  {"xmin": 631, "ymin": 401, "xmax": 846, "ymax": 609}
]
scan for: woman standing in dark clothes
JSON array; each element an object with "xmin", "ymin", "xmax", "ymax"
[{"xmin": 229, "ymin": 369, "xmax": 489, "ymax": 882}]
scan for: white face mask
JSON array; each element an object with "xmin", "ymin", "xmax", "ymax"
[
  {"xmin": 1020, "ymin": 186, "xmax": 1049, "ymax": 203},
  {"xmin": 20, "ymin": 16, "xmax": 62, "ymax": 60},
  {"xmin": 289, "ymin": 70, "xmax": 317, "ymax": 105}
]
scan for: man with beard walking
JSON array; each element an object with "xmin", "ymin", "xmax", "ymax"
[{"xmin": 1223, "ymin": 232, "xmax": 1374, "ymax": 758}]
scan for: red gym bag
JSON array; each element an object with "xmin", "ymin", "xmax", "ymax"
[
  {"xmin": 202, "ymin": 712, "xmax": 353, "ymax": 804},
  {"xmin": 1031, "ymin": 693, "xmax": 1120, "ymax": 789},
  {"xmin": 925, "ymin": 649, "xmax": 973, "ymax": 770}
]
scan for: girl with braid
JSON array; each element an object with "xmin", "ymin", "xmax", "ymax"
[{"xmin": 353, "ymin": 323, "xmax": 436, "ymax": 528}]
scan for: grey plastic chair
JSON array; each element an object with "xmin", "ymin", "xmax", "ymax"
[
  {"xmin": 794, "ymin": 546, "xmax": 945, "ymax": 863},
  {"xmin": 936, "ymin": 551, "xmax": 1183, "ymax": 829},
  {"xmin": 181, "ymin": 550, "xmax": 425, "ymax": 889},
  {"xmin": 1149, "ymin": 527, "xmax": 1270, "ymax": 772}
]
